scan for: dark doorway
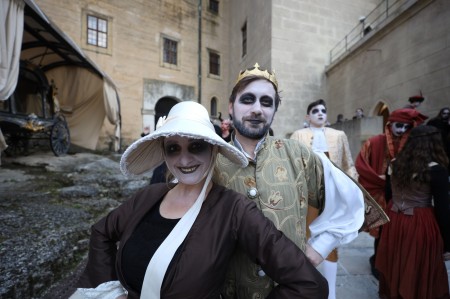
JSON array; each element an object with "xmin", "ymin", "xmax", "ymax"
[{"xmin": 154, "ymin": 97, "xmax": 179, "ymax": 127}]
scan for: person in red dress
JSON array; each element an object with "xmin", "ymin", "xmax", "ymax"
[
  {"xmin": 375, "ymin": 125, "xmax": 450, "ymax": 299},
  {"xmin": 355, "ymin": 108, "xmax": 427, "ymax": 277}
]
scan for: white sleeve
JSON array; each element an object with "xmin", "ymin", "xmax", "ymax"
[
  {"xmin": 69, "ymin": 281, "xmax": 127, "ymax": 299},
  {"xmin": 308, "ymin": 152, "xmax": 365, "ymax": 259}
]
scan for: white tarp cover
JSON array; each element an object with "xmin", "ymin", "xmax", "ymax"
[
  {"xmin": 0, "ymin": 0, "xmax": 121, "ymax": 151},
  {"xmin": 46, "ymin": 67, "xmax": 106, "ymax": 150},
  {"xmin": 0, "ymin": 0, "xmax": 24, "ymax": 100}
]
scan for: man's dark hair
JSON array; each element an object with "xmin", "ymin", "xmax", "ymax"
[
  {"xmin": 229, "ymin": 76, "xmax": 281, "ymax": 111},
  {"xmin": 307, "ymin": 99, "xmax": 326, "ymax": 114}
]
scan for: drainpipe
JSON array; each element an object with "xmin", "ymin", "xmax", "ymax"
[{"xmin": 198, "ymin": 0, "xmax": 202, "ymax": 103}]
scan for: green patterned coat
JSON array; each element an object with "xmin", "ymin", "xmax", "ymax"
[{"xmin": 215, "ymin": 136, "xmax": 325, "ymax": 298}]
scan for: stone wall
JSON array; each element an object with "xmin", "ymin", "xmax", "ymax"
[
  {"xmin": 325, "ymin": 0, "xmax": 449, "ymax": 122},
  {"xmin": 32, "ymin": 0, "xmax": 445, "ymax": 149},
  {"xmin": 34, "ymin": 0, "xmax": 231, "ymax": 146},
  {"xmin": 270, "ymin": 0, "xmax": 379, "ymax": 138}
]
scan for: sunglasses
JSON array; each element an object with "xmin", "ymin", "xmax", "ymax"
[{"xmin": 311, "ymin": 108, "xmax": 327, "ymax": 114}]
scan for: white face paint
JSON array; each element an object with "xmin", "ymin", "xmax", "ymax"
[
  {"xmin": 307, "ymin": 104, "xmax": 327, "ymax": 128},
  {"xmin": 441, "ymin": 109, "xmax": 449, "ymax": 121},
  {"xmin": 229, "ymin": 80, "xmax": 276, "ymax": 140},
  {"xmin": 391, "ymin": 122, "xmax": 411, "ymax": 137},
  {"xmin": 163, "ymin": 136, "xmax": 213, "ymax": 186}
]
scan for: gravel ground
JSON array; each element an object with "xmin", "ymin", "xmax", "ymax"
[{"xmin": 0, "ymin": 150, "xmax": 151, "ymax": 299}]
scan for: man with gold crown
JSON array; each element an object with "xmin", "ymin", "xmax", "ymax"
[{"xmin": 215, "ymin": 63, "xmax": 366, "ymax": 298}]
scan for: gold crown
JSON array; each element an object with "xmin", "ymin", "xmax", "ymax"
[{"xmin": 236, "ymin": 63, "xmax": 278, "ymax": 89}]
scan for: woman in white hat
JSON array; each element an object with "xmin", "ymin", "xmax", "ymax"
[{"xmin": 71, "ymin": 101, "xmax": 327, "ymax": 299}]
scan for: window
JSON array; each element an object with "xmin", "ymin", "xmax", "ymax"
[
  {"xmin": 87, "ymin": 15, "xmax": 108, "ymax": 48},
  {"xmin": 209, "ymin": 51, "xmax": 220, "ymax": 76},
  {"xmin": 81, "ymin": 10, "xmax": 112, "ymax": 55},
  {"xmin": 210, "ymin": 97, "xmax": 217, "ymax": 116},
  {"xmin": 241, "ymin": 22, "xmax": 247, "ymax": 57},
  {"xmin": 163, "ymin": 37, "xmax": 178, "ymax": 65},
  {"xmin": 209, "ymin": 0, "xmax": 219, "ymax": 14}
]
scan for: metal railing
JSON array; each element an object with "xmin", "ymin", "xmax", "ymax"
[{"xmin": 328, "ymin": 0, "xmax": 407, "ymax": 64}]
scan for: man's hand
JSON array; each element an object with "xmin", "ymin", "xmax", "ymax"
[{"xmin": 305, "ymin": 244, "xmax": 324, "ymax": 267}]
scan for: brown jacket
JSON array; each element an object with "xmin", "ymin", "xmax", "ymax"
[{"xmin": 77, "ymin": 183, "xmax": 328, "ymax": 299}]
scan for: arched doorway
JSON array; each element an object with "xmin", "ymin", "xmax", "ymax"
[
  {"xmin": 155, "ymin": 97, "xmax": 179, "ymax": 127},
  {"xmin": 374, "ymin": 101, "xmax": 389, "ymax": 128}
]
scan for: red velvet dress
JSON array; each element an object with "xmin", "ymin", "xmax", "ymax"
[{"xmin": 375, "ymin": 165, "xmax": 450, "ymax": 299}]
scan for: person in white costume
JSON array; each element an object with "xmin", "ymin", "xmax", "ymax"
[{"xmin": 291, "ymin": 98, "xmax": 359, "ymax": 299}]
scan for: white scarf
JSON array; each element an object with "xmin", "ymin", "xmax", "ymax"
[{"xmin": 140, "ymin": 164, "xmax": 214, "ymax": 299}]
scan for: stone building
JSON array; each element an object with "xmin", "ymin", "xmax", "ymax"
[{"xmin": 32, "ymin": 0, "xmax": 449, "ymax": 150}]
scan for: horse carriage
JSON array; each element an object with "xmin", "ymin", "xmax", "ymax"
[{"xmin": 0, "ymin": 61, "xmax": 70, "ymax": 156}]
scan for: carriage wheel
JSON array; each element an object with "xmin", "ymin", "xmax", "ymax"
[{"xmin": 50, "ymin": 120, "xmax": 70, "ymax": 156}]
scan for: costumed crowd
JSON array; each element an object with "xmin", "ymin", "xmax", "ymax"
[{"xmin": 69, "ymin": 63, "xmax": 450, "ymax": 299}]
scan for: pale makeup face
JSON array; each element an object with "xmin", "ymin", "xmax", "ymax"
[
  {"xmin": 163, "ymin": 136, "xmax": 213, "ymax": 186},
  {"xmin": 410, "ymin": 101, "xmax": 421, "ymax": 108},
  {"xmin": 229, "ymin": 80, "xmax": 276, "ymax": 140},
  {"xmin": 441, "ymin": 109, "xmax": 449, "ymax": 121},
  {"xmin": 390, "ymin": 122, "xmax": 411, "ymax": 137},
  {"xmin": 307, "ymin": 104, "xmax": 327, "ymax": 128}
]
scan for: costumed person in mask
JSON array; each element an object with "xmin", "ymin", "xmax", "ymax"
[
  {"xmin": 70, "ymin": 101, "xmax": 328, "ymax": 299},
  {"xmin": 404, "ymin": 94, "xmax": 425, "ymax": 109},
  {"xmin": 216, "ymin": 63, "xmax": 365, "ymax": 298},
  {"xmin": 375, "ymin": 125, "xmax": 450, "ymax": 299},
  {"xmin": 355, "ymin": 108, "xmax": 428, "ymax": 278},
  {"xmin": 290, "ymin": 98, "xmax": 358, "ymax": 299}
]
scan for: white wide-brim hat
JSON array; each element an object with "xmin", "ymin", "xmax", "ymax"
[{"xmin": 120, "ymin": 101, "xmax": 248, "ymax": 176}]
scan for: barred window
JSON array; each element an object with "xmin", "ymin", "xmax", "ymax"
[
  {"xmin": 241, "ymin": 22, "xmax": 247, "ymax": 57},
  {"xmin": 163, "ymin": 38, "xmax": 178, "ymax": 65},
  {"xmin": 209, "ymin": 0, "xmax": 219, "ymax": 14},
  {"xmin": 87, "ymin": 15, "xmax": 108, "ymax": 48},
  {"xmin": 209, "ymin": 52, "xmax": 220, "ymax": 76}
]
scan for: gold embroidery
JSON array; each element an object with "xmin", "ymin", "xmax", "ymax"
[
  {"xmin": 244, "ymin": 177, "xmax": 256, "ymax": 188},
  {"xmin": 274, "ymin": 139, "xmax": 284, "ymax": 149},
  {"xmin": 274, "ymin": 166, "xmax": 288, "ymax": 181},
  {"xmin": 268, "ymin": 190, "xmax": 283, "ymax": 207}
]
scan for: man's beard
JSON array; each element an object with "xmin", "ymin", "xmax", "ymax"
[{"xmin": 233, "ymin": 118, "xmax": 272, "ymax": 140}]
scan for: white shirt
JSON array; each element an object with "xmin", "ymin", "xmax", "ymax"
[{"xmin": 310, "ymin": 127, "xmax": 328, "ymax": 153}]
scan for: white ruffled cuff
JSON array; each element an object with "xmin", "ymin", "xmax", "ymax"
[
  {"xmin": 308, "ymin": 231, "xmax": 341, "ymax": 259},
  {"xmin": 69, "ymin": 280, "xmax": 127, "ymax": 299}
]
